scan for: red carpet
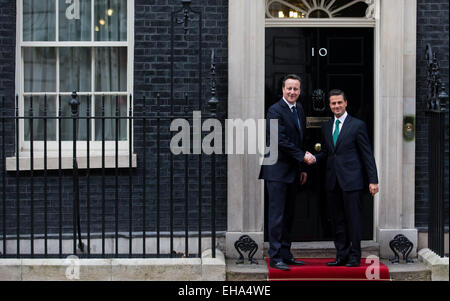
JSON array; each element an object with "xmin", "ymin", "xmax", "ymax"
[{"xmin": 266, "ymin": 258, "xmax": 390, "ymax": 281}]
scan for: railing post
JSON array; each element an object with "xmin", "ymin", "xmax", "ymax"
[
  {"xmin": 425, "ymin": 44, "xmax": 449, "ymax": 257},
  {"xmin": 44, "ymin": 94, "xmax": 48, "ymax": 257},
  {"xmin": 208, "ymin": 49, "xmax": 219, "ymax": 258},
  {"xmin": 15, "ymin": 95, "xmax": 20, "ymax": 257},
  {"xmin": 69, "ymin": 91, "xmax": 84, "ymax": 254},
  {"xmin": 1, "ymin": 96, "xmax": 5, "ymax": 256}
]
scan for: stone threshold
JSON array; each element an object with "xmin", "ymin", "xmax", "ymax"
[
  {"xmin": 264, "ymin": 241, "xmax": 381, "ymax": 258},
  {"xmin": 227, "ymin": 242, "xmax": 432, "ymax": 281},
  {"xmin": 418, "ymin": 248, "xmax": 449, "ymax": 281},
  {"xmin": 226, "ymin": 258, "xmax": 432, "ymax": 281}
]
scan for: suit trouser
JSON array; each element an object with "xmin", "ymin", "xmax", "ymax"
[
  {"xmin": 266, "ymin": 180, "xmax": 297, "ymax": 262},
  {"xmin": 327, "ymin": 182, "xmax": 363, "ymax": 262}
]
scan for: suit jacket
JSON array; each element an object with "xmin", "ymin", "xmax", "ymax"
[
  {"xmin": 316, "ymin": 114, "xmax": 378, "ymax": 191},
  {"xmin": 259, "ymin": 98, "xmax": 307, "ymax": 183}
]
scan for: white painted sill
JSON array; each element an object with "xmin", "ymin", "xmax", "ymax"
[{"xmin": 6, "ymin": 151, "xmax": 137, "ymax": 171}]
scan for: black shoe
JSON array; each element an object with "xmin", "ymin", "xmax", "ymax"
[
  {"xmin": 283, "ymin": 258, "xmax": 305, "ymax": 266},
  {"xmin": 326, "ymin": 259, "xmax": 347, "ymax": 266},
  {"xmin": 345, "ymin": 260, "xmax": 360, "ymax": 267},
  {"xmin": 269, "ymin": 260, "xmax": 290, "ymax": 271}
]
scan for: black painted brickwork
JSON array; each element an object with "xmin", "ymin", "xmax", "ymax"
[
  {"xmin": 0, "ymin": 0, "xmax": 20, "ymax": 237},
  {"xmin": 416, "ymin": 0, "xmax": 449, "ymax": 230},
  {"xmin": 0, "ymin": 0, "xmax": 228, "ymax": 241},
  {"xmin": 0, "ymin": 0, "xmax": 15, "ymax": 105},
  {"xmin": 132, "ymin": 0, "xmax": 228, "ymax": 234}
]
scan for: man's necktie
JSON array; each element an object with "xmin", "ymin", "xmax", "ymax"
[
  {"xmin": 291, "ymin": 106, "xmax": 301, "ymax": 130},
  {"xmin": 333, "ymin": 119, "xmax": 341, "ymax": 147}
]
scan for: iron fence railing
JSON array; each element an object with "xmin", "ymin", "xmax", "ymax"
[
  {"xmin": 0, "ymin": 92, "xmax": 221, "ymax": 259},
  {"xmin": 0, "ymin": 0, "xmax": 223, "ymax": 260},
  {"xmin": 425, "ymin": 43, "xmax": 449, "ymax": 257}
]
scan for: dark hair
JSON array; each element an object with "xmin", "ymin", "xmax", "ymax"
[
  {"xmin": 328, "ymin": 89, "xmax": 347, "ymax": 101},
  {"xmin": 282, "ymin": 74, "xmax": 302, "ymax": 88}
]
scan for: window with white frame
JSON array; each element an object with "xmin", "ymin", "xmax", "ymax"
[{"xmin": 17, "ymin": 0, "xmax": 133, "ymax": 153}]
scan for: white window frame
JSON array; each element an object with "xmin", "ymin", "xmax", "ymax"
[{"xmin": 10, "ymin": 0, "xmax": 136, "ymax": 170}]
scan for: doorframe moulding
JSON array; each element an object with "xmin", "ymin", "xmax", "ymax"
[
  {"xmin": 265, "ymin": 18, "xmax": 376, "ymax": 27},
  {"xmin": 263, "ymin": 0, "xmax": 380, "ymax": 243}
]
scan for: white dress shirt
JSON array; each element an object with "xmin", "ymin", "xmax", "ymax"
[
  {"xmin": 282, "ymin": 97, "xmax": 296, "ymax": 110},
  {"xmin": 332, "ymin": 111, "xmax": 348, "ymax": 135}
]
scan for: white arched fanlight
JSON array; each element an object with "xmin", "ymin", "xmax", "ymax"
[{"xmin": 266, "ymin": 0, "xmax": 376, "ymax": 19}]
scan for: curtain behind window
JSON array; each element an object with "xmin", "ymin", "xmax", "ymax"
[
  {"xmin": 95, "ymin": 0, "xmax": 127, "ymax": 41},
  {"xmin": 95, "ymin": 47, "xmax": 127, "ymax": 141},
  {"xmin": 59, "ymin": 0, "xmax": 92, "ymax": 41},
  {"xmin": 23, "ymin": 0, "xmax": 56, "ymax": 41}
]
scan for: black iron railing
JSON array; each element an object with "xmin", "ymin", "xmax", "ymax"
[
  {"xmin": 0, "ymin": 91, "xmax": 221, "ymax": 259},
  {"xmin": 425, "ymin": 43, "xmax": 449, "ymax": 257},
  {"xmin": 1, "ymin": 0, "xmax": 222, "ymax": 259}
]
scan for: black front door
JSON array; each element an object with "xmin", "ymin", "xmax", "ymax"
[{"xmin": 264, "ymin": 27, "xmax": 374, "ymax": 241}]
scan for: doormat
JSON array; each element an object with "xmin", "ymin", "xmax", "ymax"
[{"xmin": 265, "ymin": 258, "xmax": 390, "ymax": 281}]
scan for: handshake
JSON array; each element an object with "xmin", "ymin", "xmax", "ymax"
[{"xmin": 304, "ymin": 151, "xmax": 316, "ymax": 165}]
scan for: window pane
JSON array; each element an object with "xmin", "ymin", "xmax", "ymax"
[
  {"xmin": 60, "ymin": 95, "xmax": 90, "ymax": 141},
  {"xmin": 24, "ymin": 96, "xmax": 57, "ymax": 141},
  {"xmin": 94, "ymin": 0, "xmax": 127, "ymax": 41},
  {"xmin": 94, "ymin": 95, "xmax": 127, "ymax": 141},
  {"xmin": 24, "ymin": 48, "xmax": 56, "ymax": 93},
  {"xmin": 266, "ymin": 0, "xmax": 370, "ymax": 18},
  {"xmin": 328, "ymin": 0, "xmax": 368, "ymax": 18},
  {"xmin": 267, "ymin": 0, "xmax": 308, "ymax": 18},
  {"xmin": 95, "ymin": 47, "xmax": 127, "ymax": 92},
  {"xmin": 23, "ymin": 0, "xmax": 56, "ymax": 41},
  {"xmin": 59, "ymin": 0, "xmax": 91, "ymax": 41},
  {"xmin": 60, "ymin": 47, "xmax": 91, "ymax": 92}
]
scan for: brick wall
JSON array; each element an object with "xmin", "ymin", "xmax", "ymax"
[
  {"xmin": 0, "ymin": 0, "xmax": 15, "ymax": 108},
  {"xmin": 416, "ymin": 0, "xmax": 449, "ymax": 230},
  {"xmin": 0, "ymin": 0, "xmax": 18, "ymax": 235},
  {"xmin": 132, "ymin": 0, "xmax": 228, "ymax": 233}
]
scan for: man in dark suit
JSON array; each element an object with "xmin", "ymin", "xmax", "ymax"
[
  {"xmin": 307, "ymin": 89, "xmax": 379, "ymax": 267},
  {"xmin": 259, "ymin": 74, "xmax": 314, "ymax": 271}
]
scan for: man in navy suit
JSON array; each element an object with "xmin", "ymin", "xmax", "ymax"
[
  {"xmin": 259, "ymin": 74, "xmax": 314, "ymax": 271},
  {"xmin": 307, "ymin": 89, "xmax": 379, "ymax": 267}
]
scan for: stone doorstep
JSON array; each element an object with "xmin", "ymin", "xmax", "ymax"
[
  {"xmin": 263, "ymin": 241, "xmax": 381, "ymax": 258},
  {"xmin": 382, "ymin": 259, "xmax": 431, "ymax": 281},
  {"xmin": 418, "ymin": 248, "xmax": 449, "ymax": 281},
  {"xmin": 226, "ymin": 259, "xmax": 268, "ymax": 281},
  {"xmin": 227, "ymin": 242, "xmax": 432, "ymax": 281},
  {"xmin": 0, "ymin": 249, "xmax": 226, "ymax": 281},
  {"xmin": 226, "ymin": 259, "xmax": 432, "ymax": 281}
]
